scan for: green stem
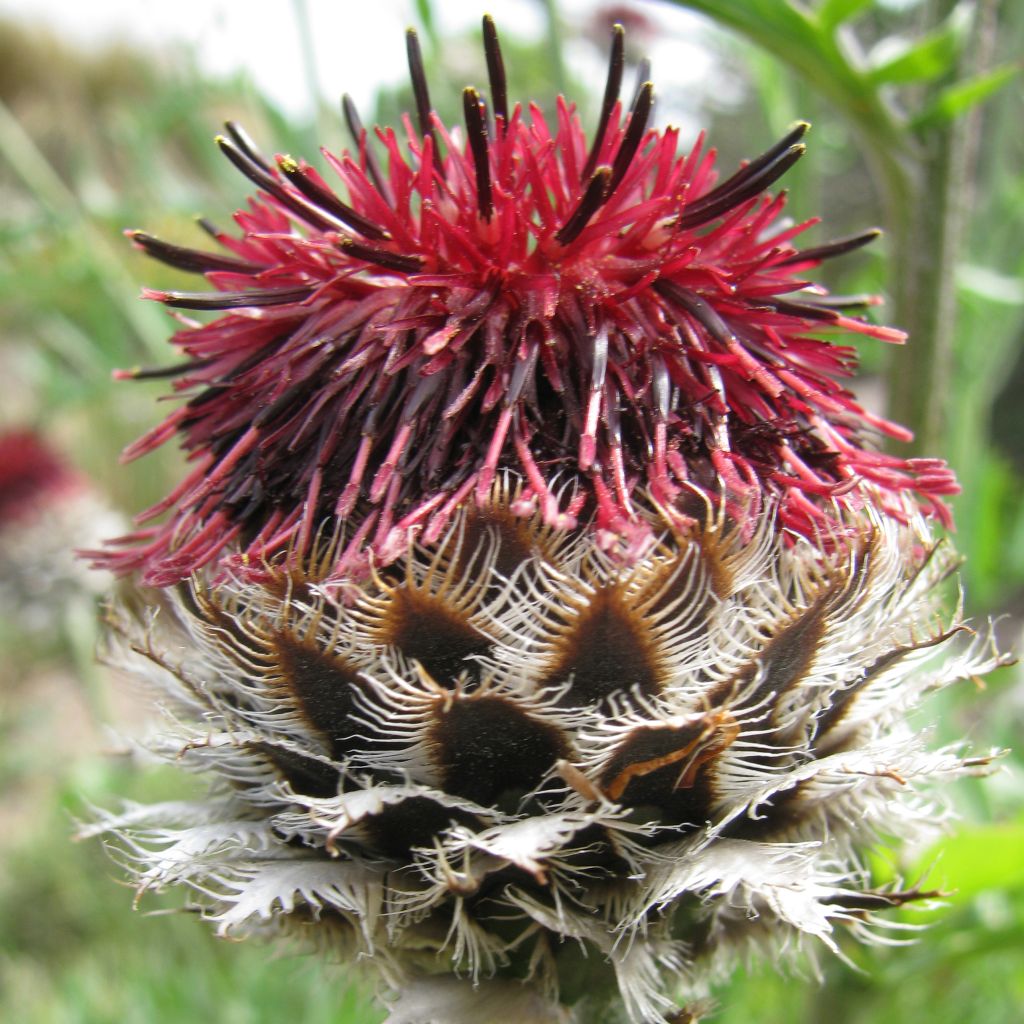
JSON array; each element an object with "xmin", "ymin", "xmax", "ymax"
[
  {"xmin": 880, "ymin": 126, "xmax": 956, "ymax": 456},
  {"xmin": 883, "ymin": 0, "xmax": 999, "ymax": 455}
]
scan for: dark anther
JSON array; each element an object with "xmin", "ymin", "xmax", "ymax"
[
  {"xmin": 196, "ymin": 217, "xmax": 221, "ymax": 239},
  {"xmin": 253, "ymin": 373, "xmax": 325, "ymax": 431},
  {"xmin": 797, "ymin": 293, "xmax": 876, "ymax": 311},
  {"xmin": 679, "ymin": 144, "xmax": 806, "ymax": 230},
  {"xmin": 277, "ymin": 156, "xmax": 390, "ymax": 241},
  {"xmin": 482, "ymin": 15, "xmax": 508, "ymax": 130},
  {"xmin": 463, "ymin": 87, "xmax": 493, "ymax": 221},
  {"xmin": 406, "ymin": 28, "xmax": 443, "ymax": 174},
  {"xmin": 555, "ymin": 167, "xmax": 612, "ymax": 246},
  {"xmin": 760, "ymin": 296, "xmax": 840, "ymax": 322},
  {"xmin": 341, "ymin": 94, "xmax": 392, "ymax": 202},
  {"xmin": 740, "ymin": 121, "xmax": 809, "ymax": 177},
  {"xmin": 630, "ymin": 57, "xmax": 652, "ymax": 109},
  {"xmin": 127, "ymin": 231, "xmax": 264, "ymax": 275},
  {"xmin": 215, "ymin": 135, "xmax": 340, "ymax": 234},
  {"xmin": 582, "ymin": 23, "xmax": 625, "ymax": 181},
  {"xmin": 697, "ymin": 121, "xmax": 808, "ymax": 210},
  {"xmin": 607, "ymin": 81, "xmax": 654, "ymax": 197},
  {"xmin": 118, "ymin": 358, "xmax": 212, "ymax": 381},
  {"xmin": 215, "ymin": 134, "xmax": 281, "ymax": 190},
  {"xmin": 679, "ymin": 124, "xmax": 809, "ymax": 230},
  {"xmin": 506, "ymin": 343, "xmax": 539, "ymax": 405},
  {"xmin": 338, "ymin": 237, "xmax": 424, "ymax": 274},
  {"xmin": 656, "ymin": 283, "xmax": 735, "ymax": 346},
  {"xmin": 223, "ymin": 120, "xmax": 274, "ymax": 172},
  {"xmin": 154, "ymin": 286, "xmax": 314, "ymax": 311},
  {"xmin": 779, "ymin": 228, "xmax": 882, "ymax": 266}
]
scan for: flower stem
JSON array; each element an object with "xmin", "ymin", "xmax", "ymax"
[{"xmin": 884, "ymin": 0, "xmax": 1000, "ymax": 455}]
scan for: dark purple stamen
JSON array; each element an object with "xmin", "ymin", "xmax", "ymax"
[
  {"xmin": 277, "ymin": 156, "xmax": 390, "ymax": 241},
  {"xmin": 555, "ymin": 167, "xmax": 612, "ymax": 245},
  {"xmin": 659, "ymin": 284, "xmax": 736, "ymax": 345},
  {"xmin": 196, "ymin": 217, "xmax": 221, "ymax": 239},
  {"xmin": 607, "ymin": 81, "xmax": 654, "ymax": 197},
  {"xmin": 127, "ymin": 231, "xmax": 264, "ymax": 275},
  {"xmin": 680, "ymin": 123, "xmax": 809, "ymax": 230},
  {"xmin": 223, "ymin": 120, "xmax": 274, "ymax": 172},
  {"xmin": 216, "ymin": 134, "xmax": 341, "ymax": 234},
  {"xmin": 342, "ymin": 93, "xmax": 392, "ymax": 202},
  {"xmin": 463, "ymin": 87, "xmax": 493, "ymax": 221},
  {"xmin": 582, "ymin": 23, "xmax": 625, "ymax": 182},
  {"xmin": 406, "ymin": 28, "xmax": 444, "ymax": 174},
  {"xmin": 152, "ymin": 286, "xmax": 314, "ymax": 311},
  {"xmin": 629, "ymin": 57, "xmax": 652, "ymax": 109},
  {"xmin": 482, "ymin": 15, "xmax": 508, "ymax": 130},
  {"xmin": 799, "ymin": 294, "xmax": 876, "ymax": 311},
  {"xmin": 760, "ymin": 297, "xmax": 841, "ymax": 322},
  {"xmin": 338, "ymin": 238, "xmax": 424, "ymax": 274},
  {"xmin": 779, "ymin": 228, "xmax": 882, "ymax": 265},
  {"xmin": 679, "ymin": 140, "xmax": 806, "ymax": 230},
  {"xmin": 119, "ymin": 358, "xmax": 213, "ymax": 380}
]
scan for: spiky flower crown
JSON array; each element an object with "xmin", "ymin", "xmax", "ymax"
[
  {"xmin": 86, "ymin": 497, "xmax": 1000, "ymax": 1023},
  {"xmin": 95, "ymin": 17, "xmax": 956, "ymax": 587}
]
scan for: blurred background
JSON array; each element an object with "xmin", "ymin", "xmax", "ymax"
[{"xmin": 0, "ymin": 0, "xmax": 1021, "ymax": 1021}]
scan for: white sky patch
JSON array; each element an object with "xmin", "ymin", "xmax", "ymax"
[{"xmin": 0, "ymin": 0, "xmax": 722, "ymax": 136}]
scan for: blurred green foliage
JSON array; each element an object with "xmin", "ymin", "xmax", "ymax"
[{"xmin": 0, "ymin": 2, "xmax": 1021, "ymax": 1022}]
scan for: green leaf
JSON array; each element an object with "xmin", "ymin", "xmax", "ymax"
[
  {"xmin": 816, "ymin": 0, "xmax": 875, "ymax": 32},
  {"xmin": 912, "ymin": 64, "xmax": 1020, "ymax": 129},
  {"xmin": 672, "ymin": 1, "xmax": 826, "ymax": 55},
  {"xmin": 414, "ymin": 0, "xmax": 435, "ymax": 32},
  {"xmin": 867, "ymin": 23, "xmax": 964, "ymax": 86},
  {"xmin": 670, "ymin": 0, "xmax": 907, "ymax": 173},
  {"xmin": 414, "ymin": 0, "xmax": 440, "ymax": 51}
]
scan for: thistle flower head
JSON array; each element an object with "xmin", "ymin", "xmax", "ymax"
[
  {"xmin": 86, "ymin": 498, "xmax": 1002, "ymax": 1023},
  {"xmin": 84, "ymin": 18, "xmax": 1000, "ymax": 1024},
  {"xmin": 96, "ymin": 18, "xmax": 955, "ymax": 587},
  {"xmin": 0, "ymin": 428, "xmax": 81, "ymax": 525}
]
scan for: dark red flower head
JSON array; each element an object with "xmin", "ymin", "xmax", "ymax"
[
  {"xmin": 0, "ymin": 429, "xmax": 82, "ymax": 528},
  {"xmin": 96, "ymin": 17, "xmax": 956, "ymax": 586}
]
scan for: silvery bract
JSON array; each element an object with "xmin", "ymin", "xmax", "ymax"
[{"xmin": 85, "ymin": 498, "xmax": 1000, "ymax": 1023}]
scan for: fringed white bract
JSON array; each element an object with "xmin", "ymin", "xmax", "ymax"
[{"xmin": 87, "ymin": 501, "xmax": 1003, "ymax": 1023}]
